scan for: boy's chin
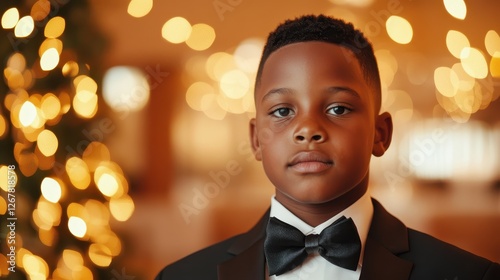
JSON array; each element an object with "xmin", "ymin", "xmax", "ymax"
[{"xmin": 278, "ymin": 190, "xmax": 352, "ymax": 206}]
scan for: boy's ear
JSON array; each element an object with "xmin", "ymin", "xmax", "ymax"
[
  {"xmin": 372, "ymin": 112, "xmax": 393, "ymax": 157},
  {"xmin": 249, "ymin": 119, "xmax": 262, "ymax": 161}
]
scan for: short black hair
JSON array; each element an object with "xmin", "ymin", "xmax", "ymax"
[{"xmin": 255, "ymin": 14, "xmax": 381, "ymax": 112}]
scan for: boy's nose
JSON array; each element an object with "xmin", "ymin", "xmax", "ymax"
[{"xmin": 293, "ymin": 118, "xmax": 327, "ymax": 144}]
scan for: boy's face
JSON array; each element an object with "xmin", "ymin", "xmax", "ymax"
[{"xmin": 250, "ymin": 41, "xmax": 392, "ymax": 205}]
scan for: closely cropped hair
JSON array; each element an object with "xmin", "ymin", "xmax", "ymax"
[{"xmin": 255, "ymin": 14, "xmax": 382, "ymax": 112}]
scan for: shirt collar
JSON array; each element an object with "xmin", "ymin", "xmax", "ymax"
[{"xmin": 269, "ymin": 191, "xmax": 373, "ymax": 265}]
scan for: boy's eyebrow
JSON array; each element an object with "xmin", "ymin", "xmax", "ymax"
[
  {"xmin": 261, "ymin": 87, "xmax": 294, "ymax": 103},
  {"xmin": 261, "ymin": 86, "xmax": 361, "ymax": 103},
  {"xmin": 326, "ymin": 86, "xmax": 361, "ymax": 99}
]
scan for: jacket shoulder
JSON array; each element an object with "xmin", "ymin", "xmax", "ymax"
[
  {"xmin": 402, "ymin": 229, "xmax": 500, "ymax": 279},
  {"xmin": 154, "ymin": 234, "xmax": 242, "ymax": 280}
]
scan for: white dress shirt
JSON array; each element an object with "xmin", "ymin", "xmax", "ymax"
[{"xmin": 267, "ymin": 191, "xmax": 374, "ymax": 280}]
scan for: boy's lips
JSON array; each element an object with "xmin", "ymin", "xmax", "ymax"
[{"xmin": 287, "ymin": 151, "xmax": 333, "ymax": 173}]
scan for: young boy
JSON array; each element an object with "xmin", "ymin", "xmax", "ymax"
[{"xmin": 155, "ymin": 14, "xmax": 500, "ymax": 280}]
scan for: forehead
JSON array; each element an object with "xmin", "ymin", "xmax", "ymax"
[{"xmin": 256, "ymin": 41, "xmax": 371, "ymax": 102}]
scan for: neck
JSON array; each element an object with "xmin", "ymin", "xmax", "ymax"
[{"xmin": 275, "ymin": 179, "xmax": 368, "ymax": 227}]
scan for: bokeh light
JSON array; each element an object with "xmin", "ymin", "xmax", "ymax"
[
  {"xmin": 37, "ymin": 129, "xmax": 58, "ymax": 156},
  {"xmin": 220, "ymin": 69, "xmax": 250, "ymax": 99},
  {"xmin": 68, "ymin": 216, "xmax": 87, "ymax": 238},
  {"xmin": 186, "ymin": 23, "xmax": 216, "ymax": 51},
  {"xmin": 484, "ymin": 30, "xmax": 500, "ymax": 57},
  {"xmin": 40, "ymin": 177, "xmax": 62, "ymax": 203},
  {"xmin": 31, "ymin": 0, "xmax": 51, "ymax": 21},
  {"xmin": 446, "ymin": 30, "xmax": 470, "ymax": 58},
  {"xmin": 44, "ymin": 16, "xmax": 65, "ymax": 38},
  {"xmin": 40, "ymin": 48, "xmax": 60, "ymax": 71},
  {"xmin": 65, "ymin": 157, "xmax": 91, "ymax": 190},
  {"xmin": 460, "ymin": 47, "xmax": 488, "ymax": 79},
  {"xmin": 102, "ymin": 66, "xmax": 150, "ymax": 112},
  {"xmin": 386, "ymin": 16, "xmax": 413, "ymax": 44},
  {"xmin": 233, "ymin": 38, "xmax": 265, "ymax": 73},
  {"xmin": 14, "ymin": 15, "xmax": 35, "ymax": 37},
  {"xmin": 443, "ymin": 0, "xmax": 467, "ymax": 20},
  {"xmin": 161, "ymin": 17, "xmax": 192, "ymax": 44},
  {"xmin": 186, "ymin": 81, "xmax": 215, "ymax": 111},
  {"xmin": 127, "ymin": 0, "xmax": 153, "ymax": 18},
  {"xmin": 109, "ymin": 195, "xmax": 135, "ymax": 221},
  {"xmin": 1, "ymin": 7, "xmax": 19, "ymax": 29}
]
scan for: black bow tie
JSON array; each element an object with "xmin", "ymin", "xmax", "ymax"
[{"xmin": 264, "ymin": 216, "xmax": 361, "ymax": 276}]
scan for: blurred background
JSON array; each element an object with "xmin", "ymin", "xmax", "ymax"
[{"xmin": 0, "ymin": 0, "xmax": 499, "ymax": 279}]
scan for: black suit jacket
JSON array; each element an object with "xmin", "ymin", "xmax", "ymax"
[{"xmin": 155, "ymin": 199, "xmax": 500, "ymax": 280}]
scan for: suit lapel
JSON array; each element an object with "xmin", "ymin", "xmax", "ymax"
[
  {"xmin": 359, "ymin": 199, "xmax": 413, "ymax": 280},
  {"xmin": 217, "ymin": 209, "xmax": 269, "ymax": 280}
]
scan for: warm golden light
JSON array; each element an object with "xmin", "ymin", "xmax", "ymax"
[
  {"xmin": 451, "ymin": 63, "xmax": 475, "ymax": 91},
  {"xmin": 7, "ymin": 52, "xmax": 26, "ymax": 71},
  {"xmin": 0, "ymin": 166, "xmax": 10, "ymax": 192},
  {"xmin": 38, "ymin": 227, "xmax": 56, "ymax": 247},
  {"xmin": 206, "ymin": 52, "xmax": 236, "ymax": 81},
  {"xmin": 31, "ymin": 0, "xmax": 51, "ymax": 21},
  {"xmin": 386, "ymin": 16, "xmax": 413, "ymax": 45},
  {"xmin": 2, "ymin": 7, "xmax": 19, "ymax": 29},
  {"xmin": 491, "ymin": 53, "xmax": 500, "ymax": 78},
  {"xmin": 0, "ymin": 196, "xmax": 6, "ymax": 215},
  {"xmin": 443, "ymin": 0, "xmax": 467, "ymax": 20},
  {"xmin": 44, "ymin": 16, "xmax": 65, "ymax": 38},
  {"xmin": 446, "ymin": 30, "xmax": 470, "ymax": 58},
  {"xmin": 102, "ymin": 66, "xmax": 150, "ymax": 112},
  {"xmin": 375, "ymin": 49, "xmax": 398, "ymax": 88},
  {"xmin": 37, "ymin": 129, "xmax": 58, "ymax": 157},
  {"xmin": 65, "ymin": 157, "xmax": 91, "ymax": 190},
  {"xmin": 93, "ymin": 231, "xmax": 122, "ymax": 256},
  {"xmin": 186, "ymin": 23, "xmax": 216, "ymax": 51},
  {"xmin": 19, "ymin": 100, "xmax": 38, "ymax": 127},
  {"xmin": 67, "ymin": 202, "xmax": 85, "ymax": 218},
  {"xmin": 39, "ymin": 38, "xmax": 63, "ymax": 56},
  {"xmin": 62, "ymin": 61, "xmax": 79, "ymax": 77},
  {"xmin": 22, "ymin": 254, "xmax": 49, "ymax": 279},
  {"xmin": 94, "ymin": 164, "xmax": 127, "ymax": 198},
  {"xmin": 434, "ymin": 66, "xmax": 457, "ymax": 97},
  {"xmin": 41, "ymin": 177, "xmax": 62, "ymax": 203},
  {"xmin": 96, "ymin": 173, "xmax": 119, "ymax": 197},
  {"xmin": 88, "ymin": 244, "xmax": 112, "ymax": 267},
  {"xmin": 59, "ymin": 91, "xmax": 71, "ymax": 113},
  {"xmin": 0, "ymin": 115, "xmax": 7, "ymax": 139},
  {"xmin": 127, "ymin": 0, "xmax": 153, "ymax": 18},
  {"xmin": 36, "ymin": 198, "xmax": 62, "ymax": 229},
  {"xmin": 40, "ymin": 48, "xmax": 60, "ymax": 71},
  {"xmin": 73, "ymin": 90, "xmax": 98, "ymax": 119},
  {"xmin": 234, "ymin": 38, "xmax": 265, "ymax": 73},
  {"xmin": 109, "ymin": 195, "xmax": 135, "ymax": 221},
  {"xmin": 220, "ymin": 69, "xmax": 250, "ymax": 99},
  {"xmin": 161, "ymin": 17, "xmax": 192, "ymax": 44},
  {"xmin": 62, "ymin": 249, "xmax": 84, "ymax": 271},
  {"xmin": 14, "ymin": 15, "xmax": 35, "ymax": 38},
  {"xmin": 75, "ymin": 75, "xmax": 98, "ymax": 93},
  {"xmin": 328, "ymin": 0, "xmax": 374, "ymax": 7},
  {"xmin": 72, "ymin": 266, "xmax": 94, "ymax": 280},
  {"xmin": 40, "ymin": 93, "xmax": 61, "ymax": 120},
  {"xmin": 68, "ymin": 216, "xmax": 87, "ymax": 238},
  {"xmin": 485, "ymin": 30, "xmax": 500, "ymax": 57},
  {"xmin": 82, "ymin": 142, "xmax": 111, "ymax": 171},
  {"xmin": 186, "ymin": 81, "xmax": 215, "ymax": 111},
  {"xmin": 201, "ymin": 93, "xmax": 227, "ymax": 120},
  {"xmin": 460, "ymin": 47, "xmax": 488, "ymax": 79}
]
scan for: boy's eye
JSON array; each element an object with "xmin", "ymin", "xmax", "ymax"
[
  {"xmin": 327, "ymin": 106, "xmax": 351, "ymax": 116},
  {"xmin": 271, "ymin": 107, "xmax": 293, "ymax": 118}
]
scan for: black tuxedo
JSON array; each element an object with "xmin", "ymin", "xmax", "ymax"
[{"xmin": 155, "ymin": 199, "xmax": 500, "ymax": 280}]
